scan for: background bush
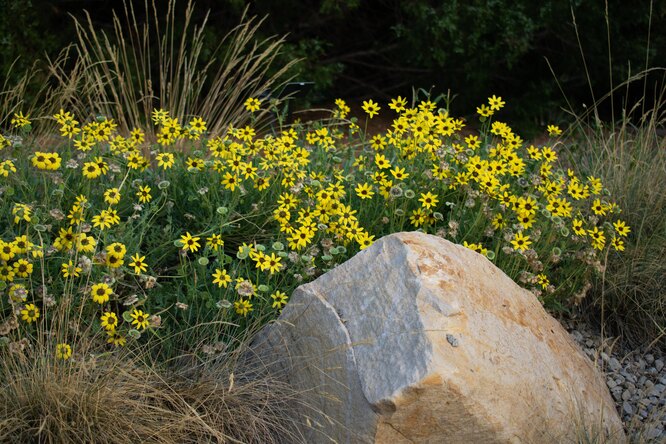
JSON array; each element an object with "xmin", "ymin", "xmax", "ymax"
[{"xmin": 2, "ymin": 0, "xmax": 665, "ymax": 129}]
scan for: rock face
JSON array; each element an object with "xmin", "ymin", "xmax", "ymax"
[{"xmin": 250, "ymin": 232, "xmax": 626, "ymax": 443}]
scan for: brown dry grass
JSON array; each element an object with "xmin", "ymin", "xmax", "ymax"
[{"xmin": 0, "ymin": 331, "xmax": 308, "ymax": 443}]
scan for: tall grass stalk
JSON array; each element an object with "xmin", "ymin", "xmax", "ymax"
[{"xmin": 47, "ymin": 0, "xmax": 296, "ymax": 137}]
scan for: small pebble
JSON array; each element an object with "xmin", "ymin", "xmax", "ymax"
[
  {"xmin": 623, "ymin": 401, "xmax": 634, "ymax": 415},
  {"xmin": 622, "ymin": 389, "xmax": 631, "ymax": 401},
  {"xmin": 561, "ymin": 320, "xmax": 666, "ymax": 438},
  {"xmin": 609, "ymin": 357, "xmax": 621, "ymax": 372},
  {"xmin": 645, "ymin": 427, "xmax": 662, "ymax": 440}
]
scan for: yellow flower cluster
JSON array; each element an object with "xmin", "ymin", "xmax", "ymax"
[{"xmin": 0, "ymin": 95, "xmax": 630, "ymax": 358}]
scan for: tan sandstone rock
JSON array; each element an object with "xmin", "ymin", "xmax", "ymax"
[{"xmin": 250, "ymin": 232, "xmax": 625, "ymax": 443}]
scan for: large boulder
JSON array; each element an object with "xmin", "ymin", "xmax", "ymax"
[{"xmin": 250, "ymin": 232, "xmax": 625, "ymax": 443}]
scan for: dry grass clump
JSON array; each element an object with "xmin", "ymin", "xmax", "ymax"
[
  {"xmin": 46, "ymin": 0, "xmax": 295, "ymax": 137},
  {"xmin": 0, "ymin": 337, "xmax": 306, "ymax": 443},
  {"xmin": 566, "ymin": 89, "xmax": 666, "ymax": 348}
]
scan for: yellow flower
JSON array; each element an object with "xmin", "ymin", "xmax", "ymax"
[
  {"xmin": 541, "ymin": 147, "xmax": 557, "ymax": 163},
  {"xmin": 262, "ymin": 253, "xmax": 282, "ymax": 275},
  {"xmin": 238, "ymin": 126, "xmax": 255, "ymax": 142},
  {"xmin": 374, "ymin": 153, "xmax": 391, "ymax": 170},
  {"xmin": 491, "ymin": 213, "xmax": 506, "ymax": 230},
  {"xmin": 613, "ymin": 220, "xmax": 631, "ymax": 237},
  {"xmin": 370, "ymin": 134, "xmax": 387, "ymax": 151},
  {"xmin": 511, "ymin": 232, "xmax": 532, "ymax": 252},
  {"xmin": 180, "ymin": 232, "xmax": 201, "ymax": 252},
  {"xmin": 611, "ymin": 237, "xmax": 625, "ymax": 251},
  {"xmin": 390, "ymin": 166, "xmax": 409, "ymax": 181},
  {"xmin": 56, "ymin": 343, "xmax": 72, "ymax": 360},
  {"xmin": 0, "ymin": 264, "xmax": 15, "ymax": 282},
  {"xmin": 12, "ymin": 203, "xmax": 32, "ymax": 225},
  {"xmin": 14, "ymin": 259, "xmax": 32, "ymax": 277},
  {"xmin": 104, "ymin": 188, "xmax": 122, "ymax": 205},
  {"xmin": 536, "ymin": 273, "xmax": 550, "ymax": 289},
  {"xmin": 221, "ymin": 172, "xmax": 239, "ymax": 191},
  {"xmin": 82, "ymin": 161, "xmax": 103, "ymax": 179},
  {"xmin": 53, "ymin": 109, "xmax": 75, "ymax": 125},
  {"xmin": 130, "ymin": 309, "xmax": 150, "ymax": 330},
  {"xmin": 362, "ymin": 99, "xmax": 380, "ymax": 118},
  {"xmin": 271, "ymin": 290, "xmax": 288, "ymax": 309},
  {"xmin": 419, "ymin": 191, "xmax": 439, "ymax": 209},
  {"xmin": 355, "ymin": 182, "xmax": 375, "ymax": 199},
  {"xmin": 546, "ymin": 124, "xmax": 562, "ymax": 136},
  {"xmin": 92, "ymin": 212, "xmax": 112, "ymax": 230},
  {"xmin": 572, "ymin": 219, "xmax": 586, "ymax": 237},
  {"xmin": 388, "ymin": 96, "xmax": 407, "ymax": 113},
  {"xmin": 207, "ymin": 234, "xmax": 224, "ymax": 251},
  {"xmin": 76, "ymin": 233, "xmax": 96, "ymax": 253},
  {"xmin": 54, "ymin": 226, "xmax": 77, "ymax": 251},
  {"xmin": 244, "ymin": 97, "xmax": 261, "ymax": 113},
  {"xmin": 21, "ymin": 303, "xmax": 40, "ymax": 323},
  {"xmin": 100, "ymin": 311, "xmax": 119, "ymax": 331},
  {"xmin": 212, "ymin": 268, "xmax": 232, "ymax": 288},
  {"xmin": 61, "ymin": 261, "xmax": 82, "ymax": 278},
  {"xmin": 464, "ymin": 134, "xmax": 481, "ymax": 150},
  {"xmin": 106, "ymin": 242, "xmax": 127, "ymax": 258},
  {"xmin": 254, "ymin": 176, "xmax": 270, "ymax": 191},
  {"xmin": 234, "ymin": 299, "xmax": 253, "ymax": 316},
  {"xmin": 151, "ymin": 108, "xmax": 169, "ymax": 125},
  {"xmin": 127, "ymin": 151, "xmax": 149, "ymax": 170},
  {"xmin": 588, "ymin": 227, "xmax": 606, "ymax": 250},
  {"xmin": 136, "ymin": 185, "xmax": 152, "ymax": 203},
  {"xmin": 156, "ymin": 152, "xmax": 175, "ymax": 169},
  {"xmin": 129, "ymin": 254, "xmax": 148, "ymax": 274},
  {"xmin": 186, "ymin": 157, "xmax": 205, "ymax": 171},
  {"xmin": 91, "ymin": 283, "xmax": 113, "ymax": 304},
  {"xmin": 0, "ymin": 160, "xmax": 17, "ymax": 177},
  {"xmin": 129, "ymin": 128, "xmax": 145, "ymax": 146},
  {"xmin": 476, "ymin": 104, "xmax": 494, "ymax": 117},
  {"xmin": 356, "ymin": 231, "xmax": 375, "ymax": 250},
  {"xmin": 487, "ymin": 95, "xmax": 505, "ymax": 111},
  {"xmin": 106, "ymin": 330, "xmax": 126, "ymax": 347},
  {"xmin": 11, "ymin": 111, "xmax": 31, "ymax": 128},
  {"xmin": 463, "ymin": 241, "xmax": 488, "ymax": 256},
  {"xmin": 189, "ymin": 116, "xmax": 207, "ymax": 133},
  {"xmin": 591, "ymin": 199, "xmax": 607, "ymax": 216}
]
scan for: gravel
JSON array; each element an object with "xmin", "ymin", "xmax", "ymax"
[{"xmin": 562, "ymin": 318, "xmax": 666, "ymax": 442}]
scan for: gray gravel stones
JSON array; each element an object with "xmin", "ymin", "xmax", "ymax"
[{"xmin": 563, "ymin": 319, "xmax": 665, "ymax": 442}]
